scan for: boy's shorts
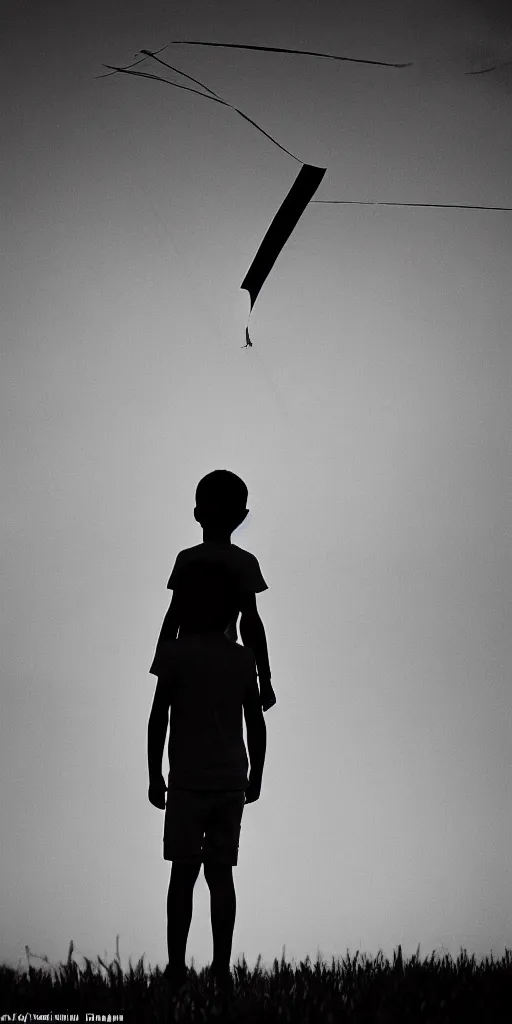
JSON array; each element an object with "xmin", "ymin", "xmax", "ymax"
[{"xmin": 163, "ymin": 786, "xmax": 246, "ymax": 866}]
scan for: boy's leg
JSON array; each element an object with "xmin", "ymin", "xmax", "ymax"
[
  {"xmin": 203, "ymin": 861, "xmax": 236, "ymax": 974},
  {"xmin": 167, "ymin": 860, "xmax": 202, "ymax": 969}
]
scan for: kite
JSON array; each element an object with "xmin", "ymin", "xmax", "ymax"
[
  {"xmin": 99, "ymin": 42, "xmax": 511, "ymax": 346},
  {"xmin": 99, "ymin": 50, "xmax": 332, "ymax": 344},
  {"xmin": 98, "ymin": 43, "xmax": 412, "ymax": 344},
  {"xmin": 240, "ymin": 163, "xmax": 326, "ymax": 345}
]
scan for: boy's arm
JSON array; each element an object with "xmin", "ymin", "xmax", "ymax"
[
  {"xmin": 158, "ymin": 591, "xmax": 181, "ymax": 643},
  {"xmin": 243, "ymin": 666, "xmax": 267, "ymax": 800},
  {"xmin": 239, "ymin": 594, "xmax": 276, "ymax": 711},
  {"xmin": 150, "ymin": 592, "xmax": 180, "ymax": 675},
  {"xmin": 239, "ymin": 594, "xmax": 271, "ymax": 682},
  {"xmin": 147, "ymin": 678, "xmax": 170, "ymax": 808}
]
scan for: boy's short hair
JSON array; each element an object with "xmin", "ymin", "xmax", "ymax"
[
  {"xmin": 175, "ymin": 560, "xmax": 240, "ymax": 631},
  {"xmin": 195, "ymin": 470, "xmax": 248, "ymax": 525}
]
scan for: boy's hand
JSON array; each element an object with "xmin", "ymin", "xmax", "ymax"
[
  {"xmin": 148, "ymin": 775, "xmax": 167, "ymax": 809},
  {"xmin": 260, "ymin": 679, "xmax": 276, "ymax": 712},
  {"xmin": 244, "ymin": 779, "xmax": 261, "ymax": 804}
]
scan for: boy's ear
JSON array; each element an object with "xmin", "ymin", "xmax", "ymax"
[{"xmin": 194, "ymin": 505, "xmax": 249, "ymax": 527}]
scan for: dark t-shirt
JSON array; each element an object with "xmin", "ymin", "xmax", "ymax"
[
  {"xmin": 150, "ymin": 541, "xmax": 268, "ymax": 674},
  {"xmin": 151, "ymin": 633, "xmax": 259, "ymax": 790}
]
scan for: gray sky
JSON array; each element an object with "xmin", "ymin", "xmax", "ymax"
[{"xmin": 1, "ymin": 0, "xmax": 511, "ymax": 976}]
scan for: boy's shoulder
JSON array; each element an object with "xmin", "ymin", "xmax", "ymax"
[
  {"xmin": 176, "ymin": 541, "xmax": 258, "ymax": 563},
  {"xmin": 170, "ymin": 542, "xmax": 267, "ymax": 593}
]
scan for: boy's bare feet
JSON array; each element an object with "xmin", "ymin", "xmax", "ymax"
[
  {"xmin": 209, "ymin": 964, "xmax": 234, "ymax": 997},
  {"xmin": 163, "ymin": 961, "xmax": 188, "ymax": 995}
]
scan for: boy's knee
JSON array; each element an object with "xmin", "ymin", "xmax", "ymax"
[
  {"xmin": 203, "ymin": 860, "xmax": 233, "ymax": 886},
  {"xmin": 171, "ymin": 859, "xmax": 202, "ymax": 882}
]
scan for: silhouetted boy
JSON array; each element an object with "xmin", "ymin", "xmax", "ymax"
[
  {"xmin": 147, "ymin": 559, "xmax": 267, "ymax": 997},
  {"xmin": 150, "ymin": 469, "xmax": 276, "ymax": 711}
]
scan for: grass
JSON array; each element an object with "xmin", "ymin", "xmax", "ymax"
[{"xmin": 1, "ymin": 936, "xmax": 511, "ymax": 1022}]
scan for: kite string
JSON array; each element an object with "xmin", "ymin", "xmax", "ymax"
[
  {"xmin": 138, "ymin": 48, "xmax": 224, "ymax": 99},
  {"xmin": 148, "ymin": 43, "xmax": 306, "ymax": 163},
  {"xmin": 466, "ymin": 60, "xmax": 512, "ymax": 75},
  {"xmin": 98, "ymin": 39, "xmax": 512, "ymax": 77},
  {"xmin": 95, "ymin": 45, "xmax": 169, "ymax": 79},
  {"xmin": 100, "ymin": 54, "xmax": 512, "ymax": 212},
  {"xmin": 101, "ymin": 53, "xmax": 304, "ymax": 164},
  {"xmin": 169, "ymin": 40, "xmax": 511, "ymax": 75},
  {"xmin": 167, "ymin": 39, "xmax": 412, "ymax": 69},
  {"xmin": 311, "ymin": 200, "xmax": 512, "ymax": 211},
  {"xmin": 101, "ymin": 64, "xmax": 231, "ymax": 106}
]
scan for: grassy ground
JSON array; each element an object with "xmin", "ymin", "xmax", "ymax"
[{"xmin": 1, "ymin": 938, "xmax": 511, "ymax": 1022}]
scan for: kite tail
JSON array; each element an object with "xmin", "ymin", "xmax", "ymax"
[{"xmin": 242, "ymin": 324, "xmax": 253, "ymax": 348}]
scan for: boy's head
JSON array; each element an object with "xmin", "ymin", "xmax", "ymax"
[
  {"xmin": 175, "ymin": 561, "xmax": 240, "ymax": 634},
  {"xmin": 194, "ymin": 470, "xmax": 248, "ymax": 534}
]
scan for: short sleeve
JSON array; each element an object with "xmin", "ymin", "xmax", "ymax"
[
  {"xmin": 240, "ymin": 552, "xmax": 268, "ymax": 595},
  {"xmin": 150, "ymin": 640, "xmax": 175, "ymax": 679},
  {"xmin": 167, "ymin": 551, "xmax": 184, "ymax": 591},
  {"xmin": 165, "ymin": 544, "xmax": 268, "ymax": 598}
]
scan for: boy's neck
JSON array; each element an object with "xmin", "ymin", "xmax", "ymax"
[{"xmin": 202, "ymin": 530, "xmax": 232, "ymax": 544}]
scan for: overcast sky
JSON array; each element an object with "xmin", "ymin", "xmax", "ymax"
[{"xmin": 2, "ymin": 0, "xmax": 511, "ymax": 977}]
